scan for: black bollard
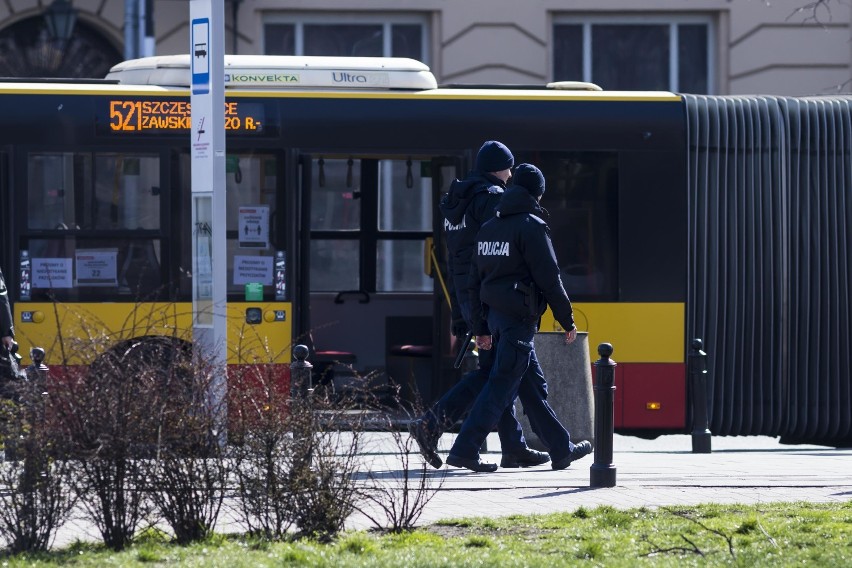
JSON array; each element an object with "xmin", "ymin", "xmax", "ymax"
[
  {"xmin": 689, "ymin": 338, "xmax": 712, "ymax": 453},
  {"xmin": 26, "ymin": 346, "xmax": 49, "ymax": 382},
  {"xmin": 290, "ymin": 344, "xmax": 313, "ymax": 398},
  {"xmin": 590, "ymin": 343, "xmax": 617, "ymax": 488},
  {"xmin": 290, "ymin": 344, "xmax": 316, "ymax": 467}
]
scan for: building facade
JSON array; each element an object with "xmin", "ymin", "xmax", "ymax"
[{"xmin": 0, "ymin": 0, "xmax": 849, "ymax": 94}]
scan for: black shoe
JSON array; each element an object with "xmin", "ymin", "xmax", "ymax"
[
  {"xmin": 552, "ymin": 440, "xmax": 593, "ymax": 470},
  {"xmin": 446, "ymin": 453, "xmax": 498, "ymax": 473},
  {"xmin": 501, "ymin": 447, "xmax": 551, "ymax": 468},
  {"xmin": 408, "ymin": 419, "xmax": 443, "ymax": 469}
]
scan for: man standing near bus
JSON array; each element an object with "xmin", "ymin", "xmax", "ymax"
[
  {"xmin": 446, "ymin": 163, "xmax": 593, "ymax": 472},
  {"xmin": 409, "ymin": 141, "xmax": 549, "ymax": 471},
  {"xmin": 0, "ymin": 266, "xmax": 13, "ymax": 351}
]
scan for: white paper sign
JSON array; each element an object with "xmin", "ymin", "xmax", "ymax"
[
  {"xmin": 238, "ymin": 205, "xmax": 270, "ymax": 249},
  {"xmin": 75, "ymin": 250, "xmax": 118, "ymax": 286},
  {"xmin": 233, "ymin": 255, "xmax": 273, "ymax": 285},
  {"xmin": 32, "ymin": 257, "xmax": 73, "ymax": 288}
]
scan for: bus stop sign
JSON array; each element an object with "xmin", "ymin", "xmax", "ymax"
[{"xmin": 191, "ymin": 18, "xmax": 209, "ymax": 95}]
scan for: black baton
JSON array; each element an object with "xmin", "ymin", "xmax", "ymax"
[{"xmin": 453, "ymin": 330, "xmax": 475, "ymax": 369}]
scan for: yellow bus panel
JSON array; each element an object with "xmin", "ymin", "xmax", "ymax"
[
  {"xmin": 539, "ymin": 302, "xmax": 685, "ymax": 363},
  {"xmin": 14, "ymin": 302, "xmax": 292, "ymax": 366}
]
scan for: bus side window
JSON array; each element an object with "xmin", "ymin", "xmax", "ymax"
[
  {"xmin": 94, "ymin": 154, "xmax": 160, "ymax": 231},
  {"xmin": 27, "ymin": 152, "xmax": 89, "ymax": 230},
  {"xmin": 118, "ymin": 239, "xmax": 161, "ymax": 296}
]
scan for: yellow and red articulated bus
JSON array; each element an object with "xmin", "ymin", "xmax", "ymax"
[{"xmin": 1, "ymin": 56, "xmax": 850, "ymax": 445}]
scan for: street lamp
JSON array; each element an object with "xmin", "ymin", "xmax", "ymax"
[{"xmin": 43, "ymin": 0, "xmax": 77, "ymax": 43}]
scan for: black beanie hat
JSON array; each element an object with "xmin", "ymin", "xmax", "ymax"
[
  {"xmin": 475, "ymin": 140, "xmax": 514, "ymax": 173},
  {"xmin": 512, "ymin": 163, "xmax": 546, "ymax": 197}
]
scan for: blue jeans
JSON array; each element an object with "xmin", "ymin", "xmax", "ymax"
[
  {"xmin": 419, "ymin": 300, "xmax": 527, "ymax": 453},
  {"xmin": 449, "ymin": 309, "xmax": 575, "ymax": 462}
]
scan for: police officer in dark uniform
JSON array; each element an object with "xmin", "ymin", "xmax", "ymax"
[
  {"xmin": 446, "ymin": 163, "xmax": 593, "ymax": 472},
  {"xmin": 409, "ymin": 142, "xmax": 549, "ymax": 470},
  {"xmin": 0, "ymin": 266, "xmax": 13, "ymax": 351}
]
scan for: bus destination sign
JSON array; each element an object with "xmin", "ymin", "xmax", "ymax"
[{"xmin": 101, "ymin": 99, "xmax": 274, "ymax": 136}]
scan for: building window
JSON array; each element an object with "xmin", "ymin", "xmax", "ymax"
[
  {"xmin": 553, "ymin": 16, "xmax": 712, "ymax": 93},
  {"xmin": 264, "ymin": 15, "xmax": 427, "ymax": 63},
  {"xmin": 0, "ymin": 17, "xmax": 122, "ymax": 79}
]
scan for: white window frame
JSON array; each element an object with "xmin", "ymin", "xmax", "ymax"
[
  {"xmin": 263, "ymin": 13, "xmax": 430, "ymax": 65},
  {"xmin": 553, "ymin": 14, "xmax": 715, "ymax": 94}
]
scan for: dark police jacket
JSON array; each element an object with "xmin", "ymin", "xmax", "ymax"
[
  {"xmin": 468, "ymin": 186, "xmax": 575, "ymax": 336},
  {"xmin": 0, "ymin": 268, "xmax": 13, "ymax": 339},
  {"xmin": 439, "ymin": 172, "xmax": 506, "ymax": 316}
]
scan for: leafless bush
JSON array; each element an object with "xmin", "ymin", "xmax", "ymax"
[
  {"xmin": 287, "ymin": 392, "xmax": 364, "ymax": 541},
  {"xmin": 5, "ymin": 297, "xmax": 437, "ymax": 548},
  {"xmin": 229, "ymin": 354, "xmax": 369, "ymax": 542},
  {"xmin": 354, "ymin": 406, "xmax": 446, "ymax": 533},
  {"xmin": 0, "ymin": 380, "xmax": 75, "ymax": 553},
  {"xmin": 147, "ymin": 349, "xmax": 228, "ymax": 544},
  {"xmin": 229, "ymin": 361, "xmax": 299, "ymax": 539},
  {"xmin": 49, "ymin": 334, "xmax": 187, "ymax": 550}
]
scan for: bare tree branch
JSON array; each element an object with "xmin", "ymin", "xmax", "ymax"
[
  {"xmin": 639, "ymin": 534, "xmax": 705, "ymax": 558},
  {"xmin": 668, "ymin": 509, "xmax": 737, "ymax": 560},
  {"xmin": 787, "ymin": 0, "xmax": 834, "ymax": 25},
  {"xmin": 757, "ymin": 517, "xmax": 779, "ymax": 548}
]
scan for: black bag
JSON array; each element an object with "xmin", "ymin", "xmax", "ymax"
[{"xmin": 0, "ymin": 341, "xmax": 25, "ymax": 399}]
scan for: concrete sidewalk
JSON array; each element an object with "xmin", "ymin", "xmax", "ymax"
[
  {"xmin": 350, "ymin": 432, "xmax": 852, "ymax": 529},
  {"xmin": 49, "ymin": 432, "xmax": 851, "ymax": 546}
]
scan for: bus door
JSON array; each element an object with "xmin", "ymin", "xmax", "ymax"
[{"xmin": 297, "ymin": 154, "xmax": 456, "ymax": 407}]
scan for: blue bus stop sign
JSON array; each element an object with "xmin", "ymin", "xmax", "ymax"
[{"xmin": 191, "ymin": 18, "xmax": 210, "ymax": 95}]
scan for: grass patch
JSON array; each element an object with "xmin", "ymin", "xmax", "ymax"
[
  {"xmin": 463, "ymin": 535, "xmax": 491, "ymax": 548},
  {"xmin": 338, "ymin": 533, "xmax": 379, "ymax": 555},
  {"xmin": 1, "ymin": 501, "xmax": 851, "ymax": 566}
]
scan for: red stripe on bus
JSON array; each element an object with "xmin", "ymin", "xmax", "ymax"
[{"xmin": 606, "ymin": 363, "xmax": 686, "ymax": 430}]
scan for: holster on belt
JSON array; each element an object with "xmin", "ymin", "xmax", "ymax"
[{"xmin": 514, "ymin": 281, "xmax": 538, "ymax": 321}]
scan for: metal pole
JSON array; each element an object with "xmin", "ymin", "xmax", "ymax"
[
  {"xmin": 190, "ymin": 0, "xmax": 227, "ymax": 443},
  {"xmin": 590, "ymin": 342, "xmax": 616, "ymax": 488},
  {"xmin": 690, "ymin": 338, "xmax": 712, "ymax": 453},
  {"xmin": 231, "ymin": 0, "xmax": 241, "ymax": 54},
  {"xmin": 124, "ymin": 0, "xmax": 138, "ymax": 60},
  {"xmin": 141, "ymin": 0, "xmax": 155, "ymax": 57}
]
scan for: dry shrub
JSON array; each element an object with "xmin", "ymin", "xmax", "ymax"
[
  {"xmin": 0, "ymin": 375, "xmax": 75, "ymax": 553},
  {"xmin": 229, "ymin": 351, "xmax": 367, "ymax": 542},
  {"xmin": 50, "ymin": 335, "xmax": 190, "ymax": 550},
  {"xmin": 228, "ymin": 360, "xmax": 297, "ymax": 540},
  {"xmin": 287, "ymin": 392, "xmax": 363, "ymax": 541},
  {"xmin": 148, "ymin": 348, "xmax": 229, "ymax": 544},
  {"xmin": 354, "ymin": 405, "xmax": 446, "ymax": 533}
]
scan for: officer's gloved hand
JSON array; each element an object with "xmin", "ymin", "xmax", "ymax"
[{"xmin": 451, "ymin": 318, "xmax": 469, "ymax": 338}]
